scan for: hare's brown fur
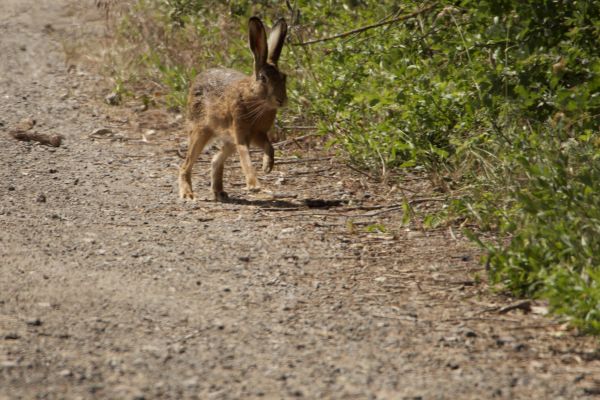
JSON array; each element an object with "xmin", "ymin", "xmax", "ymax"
[{"xmin": 178, "ymin": 17, "xmax": 287, "ymax": 201}]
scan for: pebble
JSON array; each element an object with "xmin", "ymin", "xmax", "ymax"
[
  {"xmin": 90, "ymin": 127, "xmax": 112, "ymax": 137},
  {"xmin": 104, "ymin": 92, "xmax": 121, "ymax": 106},
  {"xmin": 26, "ymin": 318, "xmax": 42, "ymax": 326},
  {"xmin": 15, "ymin": 117, "xmax": 36, "ymax": 131},
  {"xmin": 183, "ymin": 377, "xmax": 198, "ymax": 388},
  {"xmin": 1, "ymin": 361, "xmax": 18, "ymax": 369},
  {"xmin": 36, "ymin": 193, "xmax": 46, "ymax": 203},
  {"xmin": 4, "ymin": 332, "xmax": 20, "ymax": 340}
]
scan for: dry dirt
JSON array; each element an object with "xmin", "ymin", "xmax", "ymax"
[{"xmin": 1, "ymin": 1, "xmax": 600, "ymax": 399}]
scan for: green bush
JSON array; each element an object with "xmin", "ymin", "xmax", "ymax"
[{"xmin": 482, "ymin": 134, "xmax": 600, "ymax": 332}]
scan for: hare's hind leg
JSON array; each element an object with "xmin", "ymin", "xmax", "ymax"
[
  {"xmin": 178, "ymin": 125, "xmax": 213, "ymax": 200},
  {"xmin": 211, "ymin": 142, "xmax": 235, "ymax": 202}
]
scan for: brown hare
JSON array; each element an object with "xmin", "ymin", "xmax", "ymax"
[{"xmin": 179, "ymin": 17, "xmax": 288, "ymax": 201}]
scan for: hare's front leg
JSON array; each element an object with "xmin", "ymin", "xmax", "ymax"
[
  {"xmin": 234, "ymin": 124, "xmax": 260, "ymax": 192},
  {"xmin": 211, "ymin": 142, "xmax": 235, "ymax": 202},
  {"xmin": 253, "ymin": 131, "xmax": 274, "ymax": 173},
  {"xmin": 178, "ymin": 125, "xmax": 213, "ymax": 200},
  {"xmin": 236, "ymin": 143, "xmax": 260, "ymax": 191}
]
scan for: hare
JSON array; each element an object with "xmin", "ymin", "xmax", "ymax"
[{"xmin": 178, "ymin": 17, "xmax": 288, "ymax": 201}]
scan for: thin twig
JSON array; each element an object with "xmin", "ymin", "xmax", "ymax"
[
  {"xmin": 259, "ymin": 207, "xmax": 302, "ymax": 212},
  {"xmin": 273, "ymin": 132, "xmax": 319, "ymax": 148},
  {"xmin": 294, "ymin": 3, "xmax": 438, "ymax": 46},
  {"xmin": 279, "ymin": 125, "xmax": 317, "ymax": 130},
  {"xmin": 498, "ymin": 300, "xmax": 532, "ymax": 314},
  {"xmin": 346, "ymin": 163, "xmax": 380, "ymax": 181},
  {"xmin": 277, "ymin": 156, "xmax": 332, "ymax": 164}
]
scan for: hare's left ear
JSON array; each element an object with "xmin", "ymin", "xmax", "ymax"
[
  {"xmin": 267, "ymin": 18, "xmax": 287, "ymax": 65},
  {"xmin": 249, "ymin": 17, "xmax": 268, "ymax": 77}
]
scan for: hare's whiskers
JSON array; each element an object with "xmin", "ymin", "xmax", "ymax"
[
  {"xmin": 239, "ymin": 100, "xmax": 268, "ymax": 121},
  {"xmin": 249, "ymin": 105, "xmax": 268, "ymax": 126}
]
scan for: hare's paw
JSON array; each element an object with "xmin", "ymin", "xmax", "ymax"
[
  {"xmin": 245, "ymin": 175, "xmax": 261, "ymax": 192},
  {"xmin": 180, "ymin": 190, "xmax": 196, "ymax": 200},
  {"xmin": 262, "ymin": 154, "xmax": 274, "ymax": 173},
  {"xmin": 213, "ymin": 191, "xmax": 229, "ymax": 202},
  {"xmin": 179, "ymin": 183, "xmax": 195, "ymax": 200},
  {"xmin": 246, "ymin": 182, "xmax": 261, "ymax": 193}
]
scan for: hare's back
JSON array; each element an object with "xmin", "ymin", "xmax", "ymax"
[{"xmin": 187, "ymin": 68, "xmax": 246, "ymax": 120}]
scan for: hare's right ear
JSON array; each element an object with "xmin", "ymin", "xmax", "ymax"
[
  {"xmin": 267, "ymin": 19, "xmax": 287, "ymax": 65},
  {"xmin": 248, "ymin": 17, "xmax": 268, "ymax": 78}
]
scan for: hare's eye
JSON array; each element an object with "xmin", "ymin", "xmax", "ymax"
[{"xmin": 259, "ymin": 73, "xmax": 267, "ymax": 83}]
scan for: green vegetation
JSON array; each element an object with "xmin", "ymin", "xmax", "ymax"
[{"xmin": 106, "ymin": 0, "xmax": 600, "ymax": 332}]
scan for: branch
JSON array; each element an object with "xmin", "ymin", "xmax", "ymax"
[
  {"xmin": 293, "ymin": 3, "xmax": 438, "ymax": 46},
  {"xmin": 9, "ymin": 131, "xmax": 63, "ymax": 147}
]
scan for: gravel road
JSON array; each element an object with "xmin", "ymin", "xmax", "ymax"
[{"xmin": 1, "ymin": 1, "xmax": 599, "ymax": 399}]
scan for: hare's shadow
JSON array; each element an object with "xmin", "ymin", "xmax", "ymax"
[
  {"xmin": 223, "ymin": 196, "xmax": 298, "ymax": 208},
  {"xmin": 224, "ymin": 196, "xmax": 346, "ymax": 210}
]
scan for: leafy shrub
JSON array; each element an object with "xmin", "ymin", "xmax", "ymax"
[{"xmin": 481, "ymin": 134, "xmax": 600, "ymax": 332}]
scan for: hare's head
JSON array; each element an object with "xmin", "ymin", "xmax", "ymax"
[{"xmin": 248, "ymin": 17, "xmax": 288, "ymax": 109}]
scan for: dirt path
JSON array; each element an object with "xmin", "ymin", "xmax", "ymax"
[{"xmin": 1, "ymin": 1, "xmax": 599, "ymax": 399}]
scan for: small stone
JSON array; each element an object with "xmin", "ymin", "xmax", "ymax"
[
  {"xmin": 26, "ymin": 318, "xmax": 42, "ymax": 326},
  {"xmin": 171, "ymin": 343, "xmax": 186, "ymax": 354},
  {"xmin": 495, "ymin": 336, "xmax": 513, "ymax": 347},
  {"xmin": 513, "ymin": 343, "xmax": 527, "ymax": 352},
  {"xmin": 90, "ymin": 128, "xmax": 112, "ymax": 137},
  {"xmin": 4, "ymin": 332, "xmax": 20, "ymax": 340},
  {"xmin": 1, "ymin": 361, "xmax": 18, "ymax": 369},
  {"xmin": 15, "ymin": 117, "xmax": 36, "ymax": 132},
  {"xmin": 59, "ymin": 369, "xmax": 72, "ymax": 377},
  {"xmin": 42, "ymin": 24, "xmax": 54, "ymax": 34},
  {"xmin": 407, "ymin": 230, "xmax": 425, "ymax": 239},
  {"xmin": 446, "ymin": 361, "xmax": 460, "ymax": 370},
  {"xmin": 183, "ymin": 378, "xmax": 198, "ymax": 388},
  {"xmin": 8, "ymin": 185, "xmax": 15, "ymax": 191},
  {"xmin": 584, "ymin": 387, "xmax": 600, "ymax": 396},
  {"xmin": 36, "ymin": 193, "xmax": 46, "ymax": 203},
  {"xmin": 238, "ymin": 256, "xmax": 250, "ymax": 262},
  {"xmin": 88, "ymin": 384, "xmax": 103, "ymax": 394},
  {"xmin": 136, "ymin": 103, "xmax": 148, "ymax": 112},
  {"xmin": 105, "ymin": 92, "xmax": 121, "ymax": 106}
]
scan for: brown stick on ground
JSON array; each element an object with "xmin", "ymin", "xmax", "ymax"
[{"xmin": 9, "ymin": 130, "xmax": 63, "ymax": 147}]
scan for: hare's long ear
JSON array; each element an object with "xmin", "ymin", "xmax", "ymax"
[
  {"xmin": 267, "ymin": 18, "xmax": 287, "ymax": 65},
  {"xmin": 249, "ymin": 17, "xmax": 268, "ymax": 78}
]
